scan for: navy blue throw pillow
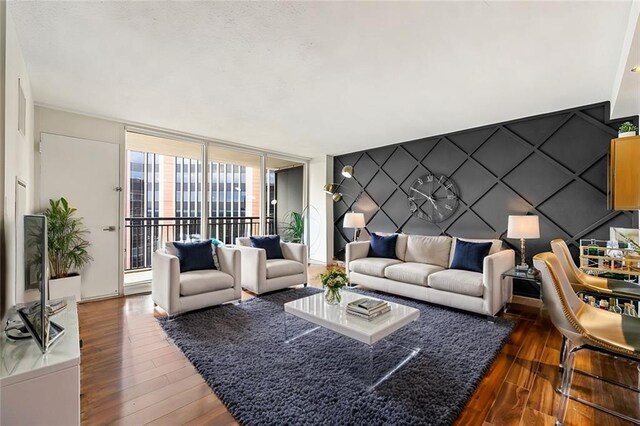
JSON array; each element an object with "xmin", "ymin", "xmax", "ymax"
[
  {"xmin": 250, "ymin": 235, "xmax": 284, "ymax": 260},
  {"xmin": 173, "ymin": 239, "xmax": 216, "ymax": 273},
  {"xmin": 368, "ymin": 233, "xmax": 398, "ymax": 259},
  {"xmin": 450, "ymin": 240, "xmax": 492, "ymax": 273}
]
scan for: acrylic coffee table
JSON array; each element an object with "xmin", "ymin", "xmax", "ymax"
[{"xmin": 283, "ymin": 291, "xmax": 420, "ymax": 389}]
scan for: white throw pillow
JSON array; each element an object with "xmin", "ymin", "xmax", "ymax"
[{"xmin": 404, "ymin": 235, "xmax": 452, "ymax": 268}]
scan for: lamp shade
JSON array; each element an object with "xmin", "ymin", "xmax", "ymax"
[
  {"xmin": 341, "ymin": 165, "xmax": 353, "ymax": 178},
  {"xmin": 323, "ymin": 183, "xmax": 337, "ymax": 194},
  {"xmin": 343, "ymin": 212, "xmax": 365, "ymax": 229},
  {"xmin": 507, "ymin": 215, "xmax": 540, "ymax": 239}
]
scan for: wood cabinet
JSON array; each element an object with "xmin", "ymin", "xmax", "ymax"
[{"xmin": 609, "ymin": 135, "xmax": 640, "ymax": 210}]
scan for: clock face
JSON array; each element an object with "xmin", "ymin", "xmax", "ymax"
[{"xmin": 407, "ymin": 174, "xmax": 459, "ymax": 223}]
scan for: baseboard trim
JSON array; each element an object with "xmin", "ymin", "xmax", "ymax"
[{"xmin": 124, "ymin": 282, "xmax": 152, "ymax": 296}]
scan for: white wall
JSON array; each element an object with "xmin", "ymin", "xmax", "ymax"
[
  {"xmin": 0, "ymin": 2, "xmax": 6, "ymax": 318},
  {"xmin": 308, "ymin": 155, "xmax": 333, "ymax": 264},
  {"xmin": 3, "ymin": 9, "xmax": 34, "ymax": 311}
]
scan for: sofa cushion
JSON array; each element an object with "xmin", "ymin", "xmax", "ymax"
[
  {"xmin": 384, "ymin": 262, "xmax": 445, "ymax": 286},
  {"xmin": 404, "ymin": 235, "xmax": 452, "ymax": 268},
  {"xmin": 428, "ymin": 269, "xmax": 484, "ymax": 297},
  {"xmin": 173, "ymin": 240, "xmax": 216, "ymax": 273},
  {"xmin": 449, "ymin": 237, "xmax": 502, "ymax": 267},
  {"xmin": 450, "ymin": 240, "xmax": 492, "ymax": 273},
  {"xmin": 349, "ymin": 258, "xmax": 402, "ymax": 278},
  {"xmin": 180, "ymin": 269, "xmax": 234, "ymax": 296},
  {"xmin": 266, "ymin": 259, "xmax": 304, "ymax": 279},
  {"xmin": 250, "ymin": 235, "xmax": 284, "ymax": 260},
  {"xmin": 368, "ymin": 233, "xmax": 398, "ymax": 258}
]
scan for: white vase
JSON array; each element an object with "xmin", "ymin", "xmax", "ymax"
[
  {"xmin": 618, "ymin": 131, "xmax": 636, "ymax": 138},
  {"xmin": 49, "ymin": 275, "xmax": 82, "ymax": 302}
]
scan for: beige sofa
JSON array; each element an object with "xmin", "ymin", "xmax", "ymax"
[
  {"xmin": 346, "ymin": 235, "xmax": 514, "ymax": 316},
  {"xmin": 235, "ymin": 237, "xmax": 308, "ymax": 294}
]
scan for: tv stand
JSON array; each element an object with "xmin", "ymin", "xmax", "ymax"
[{"xmin": 0, "ymin": 297, "xmax": 80, "ymax": 425}]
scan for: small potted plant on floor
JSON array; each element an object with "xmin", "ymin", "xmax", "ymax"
[
  {"xmin": 45, "ymin": 197, "xmax": 93, "ymax": 302},
  {"xmin": 320, "ymin": 266, "xmax": 348, "ymax": 305},
  {"xmin": 618, "ymin": 122, "xmax": 638, "ymax": 138},
  {"xmin": 281, "ymin": 210, "xmax": 304, "ymax": 243}
]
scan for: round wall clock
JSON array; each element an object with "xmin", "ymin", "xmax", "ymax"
[{"xmin": 407, "ymin": 174, "xmax": 459, "ymax": 223}]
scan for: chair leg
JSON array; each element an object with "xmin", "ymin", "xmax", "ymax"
[
  {"xmin": 559, "ymin": 335, "xmax": 567, "ymax": 372},
  {"xmin": 556, "ymin": 343, "xmax": 577, "ymax": 426}
]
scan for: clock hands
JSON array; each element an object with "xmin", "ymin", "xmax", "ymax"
[
  {"xmin": 409, "ymin": 187, "xmax": 431, "ymax": 199},
  {"xmin": 410, "ymin": 188, "xmax": 440, "ymax": 210}
]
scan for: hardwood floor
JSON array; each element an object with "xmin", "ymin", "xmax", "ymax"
[{"xmin": 79, "ymin": 266, "xmax": 640, "ymax": 425}]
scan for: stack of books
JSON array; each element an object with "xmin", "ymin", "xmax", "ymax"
[{"xmin": 347, "ymin": 297, "xmax": 391, "ymax": 320}]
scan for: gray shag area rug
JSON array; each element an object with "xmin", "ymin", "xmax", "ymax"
[{"xmin": 159, "ymin": 288, "xmax": 515, "ymax": 426}]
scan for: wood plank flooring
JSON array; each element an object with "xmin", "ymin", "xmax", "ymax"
[{"xmin": 79, "ymin": 265, "xmax": 640, "ymax": 425}]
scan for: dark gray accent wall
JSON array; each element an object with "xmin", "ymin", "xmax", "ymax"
[{"xmin": 333, "ymin": 102, "xmax": 639, "ymax": 273}]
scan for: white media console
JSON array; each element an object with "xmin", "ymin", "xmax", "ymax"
[{"xmin": 0, "ymin": 297, "xmax": 80, "ymax": 425}]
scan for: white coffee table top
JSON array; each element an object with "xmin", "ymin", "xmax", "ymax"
[{"xmin": 284, "ymin": 291, "xmax": 419, "ymax": 345}]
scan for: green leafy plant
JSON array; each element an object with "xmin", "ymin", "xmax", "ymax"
[
  {"xmin": 618, "ymin": 122, "xmax": 638, "ymax": 133},
  {"xmin": 44, "ymin": 197, "xmax": 93, "ymax": 279},
  {"xmin": 281, "ymin": 210, "xmax": 305, "ymax": 243}
]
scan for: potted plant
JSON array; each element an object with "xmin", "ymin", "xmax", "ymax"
[
  {"xmin": 281, "ymin": 210, "xmax": 305, "ymax": 243},
  {"xmin": 320, "ymin": 266, "xmax": 348, "ymax": 305},
  {"xmin": 44, "ymin": 197, "xmax": 92, "ymax": 301},
  {"xmin": 618, "ymin": 122, "xmax": 638, "ymax": 138}
]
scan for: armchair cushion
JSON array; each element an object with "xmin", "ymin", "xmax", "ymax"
[
  {"xmin": 179, "ymin": 269, "xmax": 234, "ymax": 296},
  {"xmin": 368, "ymin": 233, "xmax": 398, "ymax": 258},
  {"xmin": 450, "ymin": 240, "xmax": 492, "ymax": 273},
  {"xmin": 250, "ymin": 235, "xmax": 284, "ymax": 260},
  {"xmin": 266, "ymin": 259, "xmax": 305, "ymax": 279},
  {"xmin": 428, "ymin": 269, "xmax": 484, "ymax": 297},
  {"xmin": 173, "ymin": 240, "xmax": 216, "ymax": 272}
]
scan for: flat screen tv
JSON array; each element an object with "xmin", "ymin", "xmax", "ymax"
[{"xmin": 18, "ymin": 214, "xmax": 65, "ymax": 353}]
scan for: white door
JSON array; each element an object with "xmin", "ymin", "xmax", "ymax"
[{"xmin": 40, "ymin": 133, "xmax": 120, "ymax": 300}]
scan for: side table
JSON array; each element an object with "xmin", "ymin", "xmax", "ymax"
[{"xmin": 501, "ymin": 267, "xmax": 543, "ymax": 314}]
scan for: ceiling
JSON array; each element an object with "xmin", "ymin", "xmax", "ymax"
[{"xmin": 8, "ymin": 1, "xmax": 636, "ymax": 158}]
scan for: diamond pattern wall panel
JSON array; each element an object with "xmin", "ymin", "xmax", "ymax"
[{"xmin": 333, "ymin": 102, "xmax": 639, "ymax": 280}]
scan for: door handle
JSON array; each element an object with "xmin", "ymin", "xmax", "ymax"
[{"xmin": 103, "ymin": 226, "xmax": 117, "ymax": 232}]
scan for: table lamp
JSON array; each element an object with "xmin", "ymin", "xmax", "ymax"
[
  {"xmin": 343, "ymin": 212, "xmax": 365, "ymax": 242},
  {"xmin": 507, "ymin": 215, "xmax": 540, "ymax": 273}
]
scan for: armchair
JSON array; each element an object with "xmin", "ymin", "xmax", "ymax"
[
  {"xmin": 235, "ymin": 236, "xmax": 308, "ymax": 294},
  {"xmin": 152, "ymin": 245, "xmax": 241, "ymax": 316}
]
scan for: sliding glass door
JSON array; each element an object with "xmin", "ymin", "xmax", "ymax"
[
  {"xmin": 206, "ymin": 146, "xmax": 264, "ymax": 245},
  {"xmin": 124, "ymin": 130, "xmax": 309, "ymax": 279}
]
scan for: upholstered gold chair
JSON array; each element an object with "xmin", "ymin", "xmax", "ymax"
[
  {"xmin": 549, "ymin": 239, "xmax": 607, "ymax": 293},
  {"xmin": 533, "ymin": 252, "xmax": 640, "ymax": 426}
]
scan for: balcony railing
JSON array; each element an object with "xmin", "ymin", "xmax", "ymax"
[{"xmin": 125, "ymin": 216, "xmax": 275, "ymax": 271}]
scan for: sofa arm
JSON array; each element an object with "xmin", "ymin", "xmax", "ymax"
[
  {"xmin": 152, "ymin": 250, "xmax": 181, "ymax": 314},
  {"xmin": 217, "ymin": 246, "xmax": 241, "ymax": 294},
  {"xmin": 281, "ymin": 242, "xmax": 307, "ymax": 265},
  {"xmin": 483, "ymin": 249, "xmax": 515, "ymax": 315},
  {"xmin": 345, "ymin": 241, "xmax": 370, "ymax": 274},
  {"xmin": 234, "ymin": 246, "xmax": 267, "ymax": 292}
]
